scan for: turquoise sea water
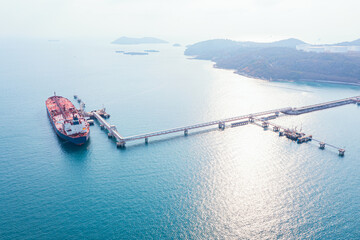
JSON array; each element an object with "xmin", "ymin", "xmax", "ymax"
[{"xmin": 0, "ymin": 39, "xmax": 359, "ymax": 239}]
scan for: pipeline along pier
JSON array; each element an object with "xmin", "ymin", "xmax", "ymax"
[{"xmin": 76, "ymin": 95, "xmax": 360, "ymax": 156}]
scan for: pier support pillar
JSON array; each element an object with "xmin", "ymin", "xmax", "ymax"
[
  {"xmin": 100, "ymin": 124, "xmax": 104, "ymax": 130},
  {"xmin": 116, "ymin": 141, "xmax": 126, "ymax": 148},
  {"xmin": 108, "ymin": 132, "xmax": 112, "ymax": 138},
  {"xmin": 319, "ymin": 142, "xmax": 325, "ymax": 149},
  {"xmin": 262, "ymin": 122, "xmax": 269, "ymax": 129},
  {"xmin": 338, "ymin": 149, "xmax": 345, "ymax": 157},
  {"xmin": 184, "ymin": 129, "xmax": 188, "ymax": 136},
  {"xmin": 218, "ymin": 122, "xmax": 225, "ymax": 130},
  {"xmin": 249, "ymin": 117, "xmax": 254, "ymax": 123},
  {"xmin": 275, "ymin": 111, "xmax": 280, "ymax": 117},
  {"xmin": 279, "ymin": 131, "xmax": 284, "ymax": 137},
  {"xmin": 273, "ymin": 126, "xmax": 279, "ymax": 132},
  {"xmin": 145, "ymin": 138, "xmax": 149, "ymax": 144}
]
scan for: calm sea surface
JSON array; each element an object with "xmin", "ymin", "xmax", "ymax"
[{"xmin": 0, "ymin": 39, "xmax": 359, "ymax": 239}]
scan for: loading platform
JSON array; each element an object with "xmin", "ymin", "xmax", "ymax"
[
  {"xmin": 76, "ymin": 95, "xmax": 360, "ymax": 156},
  {"xmin": 250, "ymin": 117, "xmax": 345, "ymax": 156}
]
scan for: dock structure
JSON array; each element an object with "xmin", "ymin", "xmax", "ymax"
[
  {"xmin": 311, "ymin": 138, "xmax": 345, "ymax": 156},
  {"xmin": 281, "ymin": 96, "xmax": 359, "ymax": 115},
  {"xmin": 121, "ymin": 107, "xmax": 292, "ymax": 146},
  {"xmin": 92, "ymin": 111, "xmax": 125, "ymax": 147},
  {"xmin": 76, "ymin": 95, "xmax": 360, "ymax": 155},
  {"xmin": 250, "ymin": 117, "xmax": 345, "ymax": 154}
]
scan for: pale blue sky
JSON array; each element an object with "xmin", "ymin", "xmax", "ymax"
[{"xmin": 0, "ymin": 0, "xmax": 358, "ymax": 44}]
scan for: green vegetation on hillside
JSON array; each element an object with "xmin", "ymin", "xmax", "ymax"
[{"xmin": 185, "ymin": 39, "xmax": 360, "ymax": 84}]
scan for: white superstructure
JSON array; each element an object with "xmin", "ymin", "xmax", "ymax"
[{"xmin": 63, "ymin": 116, "xmax": 88, "ymax": 135}]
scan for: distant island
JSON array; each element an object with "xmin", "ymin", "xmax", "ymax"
[
  {"xmin": 185, "ymin": 38, "xmax": 360, "ymax": 85},
  {"xmin": 112, "ymin": 37, "xmax": 168, "ymax": 45},
  {"xmin": 115, "ymin": 50, "xmax": 158, "ymax": 55},
  {"xmin": 123, "ymin": 52, "xmax": 149, "ymax": 56},
  {"xmin": 173, "ymin": 43, "xmax": 181, "ymax": 47},
  {"xmin": 144, "ymin": 50, "xmax": 160, "ymax": 53}
]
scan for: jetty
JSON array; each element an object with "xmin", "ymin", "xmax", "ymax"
[
  {"xmin": 76, "ymin": 95, "xmax": 360, "ymax": 156},
  {"xmin": 250, "ymin": 117, "xmax": 345, "ymax": 155},
  {"xmin": 281, "ymin": 96, "xmax": 359, "ymax": 115}
]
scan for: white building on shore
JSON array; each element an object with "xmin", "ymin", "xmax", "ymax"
[{"xmin": 296, "ymin": 44, "xmax": 360, "ymax": 53}]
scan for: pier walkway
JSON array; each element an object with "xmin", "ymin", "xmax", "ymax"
[
  {"xmin": 281, "ymin": 96, "xmax": 360, "ymax": 115},
  {"xmin": 77, "ymin": 95, "xmax": 360, "ymax": 154},
  {"xmin": 121, "ymin": 95, "xmax": 359, "ymax": 145},
  {"xmin": 122, "ymin": 107, "xmax": 291, "ymax": 144},
  {"xmin": 250, "ymin": 117, "xmax": 345, "ymax": 155},
  {"xmin": 92, "ymin": 111, "xmax": 124, "ymax": 142}
]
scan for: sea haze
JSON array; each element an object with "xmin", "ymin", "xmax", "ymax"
[{"xmin": 0, "ymin": 39, "xmax": 359, "ymax": 239}]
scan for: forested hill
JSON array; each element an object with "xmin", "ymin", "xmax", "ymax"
[{"xmin": 184, "ymin": 39, "xmax": 360, "ymax": 84}]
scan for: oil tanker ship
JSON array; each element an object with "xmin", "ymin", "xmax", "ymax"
[{"xmin": 46, "ymin": 94, "xmax": 89, "ymax": 145}]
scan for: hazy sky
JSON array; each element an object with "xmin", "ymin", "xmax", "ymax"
[{"xmin": 0, "ymin": 0, "xmax": 359, "ymax": 44}]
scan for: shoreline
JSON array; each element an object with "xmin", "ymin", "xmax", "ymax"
[
  {"xmin": 211, "ymin": 64, "xmax": 360, "ymax": 87},
  {"xmin": 187, "ymin": 56, "xmax": 360, "ymax": 87}
]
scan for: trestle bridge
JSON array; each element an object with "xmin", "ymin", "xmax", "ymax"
[{"xmin": 75, "ymin": 95, "xmax": 360, "ymax": 156}]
